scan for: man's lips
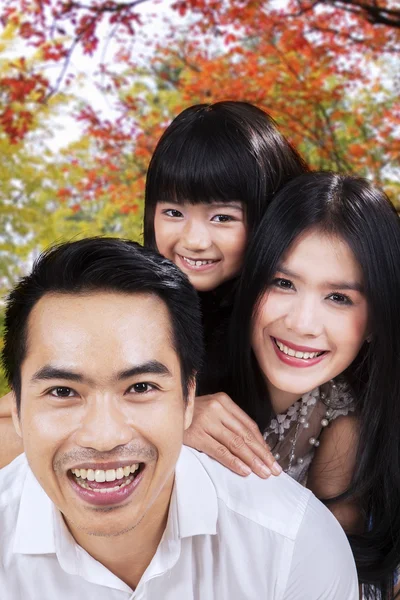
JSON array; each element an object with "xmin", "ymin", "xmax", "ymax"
[
  {"xmin": 67, "ymin": 460, "xmax": 141, "ymax": 471},
  {"xmin": 67, "ymin": 463, "xmax": 145, "ymax": 506}
]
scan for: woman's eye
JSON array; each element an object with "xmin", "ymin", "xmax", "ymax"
[
  {"xmin": 127, "ymin": 382, "xmax": 155, "ymax": 394},
  {"xmin": 328, "ymin": 293, "xmax": 353, "ymax": 306},
  {"xmin": 211, "ymin": 214, "xmax": 234, "ymax": 223},
  {"xmin": 50, "ymin": 387, "xmax": 76, "ymax": 398},
  {"xmin": 272, "ymin": 278, "xmax": 294, "ymax": 290},
  {"xmin": 163, "ymin": 209, "xmax": 183, "ymax": 218}
]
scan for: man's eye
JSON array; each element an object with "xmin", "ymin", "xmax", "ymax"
[
  {"xmin": 272, "ymin": 278, "xmax": 294, "ymax": 290},
  {"xmin": 127, "ymin": 383, "xmax": 155, "ymax": 394},
  {"xmin": 50, "ymin": 387, "xmax": 76, "ymax": 398},
  {"xmin": 163, "ymin": 209, "xmax": 183, "ymax": 218},
  {"xmin": 211, "ymin": 214, "xmax": 234, "ymax": 223},
  {"xmin": 328, "ymin": 293, "xmax": 353, "ymax": 306}
]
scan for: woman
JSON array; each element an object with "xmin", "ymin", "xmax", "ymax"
[
  {"xmin": 223, "ymin": 171, "xmax": 400, "ymax": 598},
  {"xmin": 0, "ymin": 100, "xmax": 309, "ymax": 477}
]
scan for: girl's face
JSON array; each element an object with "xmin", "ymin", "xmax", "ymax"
[
  {"xmin": 251, "ymin": 229, "xmax": 369, "ymax": 413},
  {"xmin": 154, "ymin": 201, "xmax": 247, "ymax": 292}
]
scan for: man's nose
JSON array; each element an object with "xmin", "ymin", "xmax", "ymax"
[{"xmin": 74, "ymin": 395, "xmax": 133, "ymax": 452}]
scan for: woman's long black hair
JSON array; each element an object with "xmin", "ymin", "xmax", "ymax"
[
  {"xmin": 227, "ymin": 171, "xmax": 400, "ymax": 598},
  {"xmin": 143, "ymin": 101, "xmax": 309, "ymax": 248}
]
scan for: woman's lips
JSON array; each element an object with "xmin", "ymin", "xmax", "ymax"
[{"xmin": 272, "ymin": 337, "xmax": 328, "ymax": 368}]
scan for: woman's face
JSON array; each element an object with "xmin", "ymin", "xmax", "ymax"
[
  {"xmin": 154, "ymin": 201, "xmax": 247, "ymax": 292},
  {"xmin": 251, "ymin": 229, "xmax": 369, "ymax": 412}
]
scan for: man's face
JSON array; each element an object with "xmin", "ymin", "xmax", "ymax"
[{"xmin": 13, "ymin": 292, "xmax": 194, "ymax": 538}]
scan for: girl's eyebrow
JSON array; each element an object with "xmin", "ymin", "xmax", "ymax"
[
  {"xmin": 210, "ymin": 201, "xmax": 243, "ymax": 210},
  {"xmin": 276, "ymin": 265, "xmax": 364, "ymax": 293}
]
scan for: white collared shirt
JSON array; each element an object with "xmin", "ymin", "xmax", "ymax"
[{"xmin": 0, "ymin": 447, "xmax": 358, "ymax": 600}]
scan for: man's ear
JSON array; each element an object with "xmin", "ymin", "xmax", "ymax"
[
  {"xmin": 11, "ymin": 391, "xmax": 22, "ymax": 438},
  {"xmin": 183, "ymin": 376, "xmax": 196, "ymax": 431}
]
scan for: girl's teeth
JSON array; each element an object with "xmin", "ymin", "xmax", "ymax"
[
  {"xmin": 182, "ymin": 256, "xmax": 214, "ymax": 267},
  {"xmin": 71, "ymin": 464, "xmax": 139, "ymax": 482},
  {"xmin": 275, "ymin": 339, "xmax": 322, "ymax": 360}
]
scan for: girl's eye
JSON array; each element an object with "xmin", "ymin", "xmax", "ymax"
[
  {"xmin": 328, "ymin": 293, "xmax": 353, "ymax": 306},
  {"xmin": 272, "ymin": 278, "xmax": 294, "ymax": 290},
  {"xmin": 163, "ymin": 209, "xmax": 183, "ymax": 218},
  {"xmin": 50, "ymin": 387, "xmax": 76, "ymax": 398},
  {"xmin": 127, "ymin": 382, "xmax": 155, "ymax": 394},
  {"xmin": 211, "ymin": 214, "xmax": 234, "ymax": 223}
]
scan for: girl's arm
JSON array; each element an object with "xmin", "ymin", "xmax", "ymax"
[
  {"xmin": 183, "ymin": 392, "xmax": 282, "ymax": 479},
  {"xmin": 306, "ymin": 414, "xmax": 363, "ymax": 533},
  {"xmin": 0, "ymin": 392, "xmax": 13, "ymax": 418},
  {"xmin": 0, "ymin": 392, "xmax": 23, "ymax": 468}
]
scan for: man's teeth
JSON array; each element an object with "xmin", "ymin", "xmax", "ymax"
[
  {"xmin": 275, "ymin": 339, "xmax": 323, "ymax": 359},
  {"xmin": 182, "ymin": 256, "xmax": 215, "ymax": 267},
  {"xmin": 74, "ymin": 476, "xmax": 134, "ymax": 493},
  {"xmin": 71, "ymin": 464, "xmax": 140, "ymax": 482}
]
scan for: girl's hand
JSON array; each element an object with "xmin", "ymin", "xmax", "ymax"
[
  {"xmin": 184, "ymin": 392, "xmax": 282, "ymax": 478},
  {"xmin": 0, "ymin": 392, "xmax": 13, "ymax": 418}
]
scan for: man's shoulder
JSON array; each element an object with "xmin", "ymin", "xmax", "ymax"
[{"xmin": 182, "ymin": 447, "xmax": 313, "ymax": 541}]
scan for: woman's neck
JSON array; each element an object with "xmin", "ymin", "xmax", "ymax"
[{"xmin": 267, "ymin": 381, "xmax": 303, "ymax": 415}]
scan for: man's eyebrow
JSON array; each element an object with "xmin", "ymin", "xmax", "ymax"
[
  {"xmin": 31, "ymin": 366, "xmax": 87, "ymax": 383},
  {"xmin": 116, "ymin": 361, "xmax": 172, "ymax": 380},
  {"xmin": 276, "ymin": 266, "xmax": 364, "ymax": 293},
  {"xmin": 31, "ymin": 361, "xmax": 172, "ymax": 384}
]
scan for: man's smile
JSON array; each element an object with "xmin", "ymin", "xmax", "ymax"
[{"xmin": 68, "ymin": 462, "xmax": 145, "ymax": 506}]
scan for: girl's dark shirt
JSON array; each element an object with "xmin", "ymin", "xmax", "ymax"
[{"xmin": 196, "ymin": 279, "xmax": 237, "ymax": 396}]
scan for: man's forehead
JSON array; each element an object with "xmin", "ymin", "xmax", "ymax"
[{"xmin": 23, "ymin": 291, "xmax": 177, "ymax": 372}]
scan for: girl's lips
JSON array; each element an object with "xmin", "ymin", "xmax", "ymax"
[
  {"xmin": 272, "ymin": 337, "xmax": 328, "ymax": 368},
  {"xmin": 177, "ymin": 254, "xmax": 220, "ymax": 272},
  {"xmin": 68, "ymin": 467, "xmax": 144, "ymax": 506}
]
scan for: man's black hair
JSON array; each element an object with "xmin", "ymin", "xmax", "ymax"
[{"xmin": 2, "ymin": 237, "xmax": 203, "ymax": 412}]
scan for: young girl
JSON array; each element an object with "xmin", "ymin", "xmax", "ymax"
[
  {"xmin": 0, "ymin": 100, "xmax": 309, "ymax": 477},
  {"xmin": 221, "ymin": 171, "xmax": 400, "ymax": 598}
]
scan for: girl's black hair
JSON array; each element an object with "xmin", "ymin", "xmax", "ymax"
[
  {"xmin": 227, "ymin": 171, "xmax": 400, "ymax": 598},
  {"xmin": 144, "ymin": 101, "xmax": 309, "ymax": 248}
]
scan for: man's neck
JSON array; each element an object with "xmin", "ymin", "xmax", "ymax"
[{"xmin": 66, "ymin": 475, "xmax": 174, "ymax": 590}]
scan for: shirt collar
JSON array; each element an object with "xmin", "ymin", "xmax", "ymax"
[
  {"xmin": 13, "ymin": 465, "xmax": 56, "ymax": 555},
  {"xmin": 174, "ymin": 446, "xmax": 218, "ymax": 538}
]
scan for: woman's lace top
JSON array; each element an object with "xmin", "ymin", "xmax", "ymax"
[{"xmin": 263, "ymin": 379, "xmax": 355, "ymax": 486}]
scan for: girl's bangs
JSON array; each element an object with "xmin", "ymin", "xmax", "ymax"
[{"xmin": 154, "ymin": 136, "xmax": 254, "ymax": 206}]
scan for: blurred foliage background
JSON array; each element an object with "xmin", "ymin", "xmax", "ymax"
[{"xmin": 0, "ymin": 0, "xmax": 399, "ymax": 392}]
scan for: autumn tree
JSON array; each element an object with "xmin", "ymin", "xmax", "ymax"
[{"xmin": 0, "ymin": 0, "xmax": 399, "ymax": 389}]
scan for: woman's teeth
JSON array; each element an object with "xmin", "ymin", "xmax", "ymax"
[
  {"xmin": 71, "ymin": 464, "xmax": 140, "ymax": 482},
  {"xmin": 182, "ymin": 256, "xmax": 215, "ymax": 267},
  {"xmin": 275, "ymin": 339, "xmax": 323, "ymax": 359}
]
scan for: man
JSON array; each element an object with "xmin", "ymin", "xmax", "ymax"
[{"xmin": 0, "ymin": 238, "xmax": 358, "ymax": 599}]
